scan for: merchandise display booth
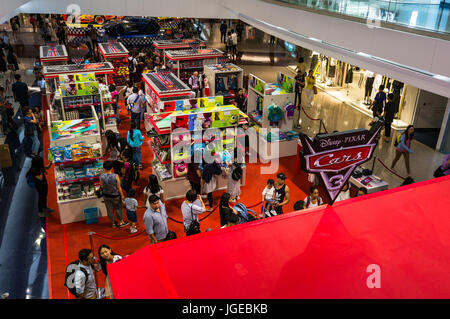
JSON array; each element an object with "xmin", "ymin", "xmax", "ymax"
[
  {"xmin": 43, "ymin": 63, "xmax": 116, "ymax": 130},
  {"xmin": 165, "ymin": 48, "xmax": 224, "ymax": 84},
  {"xmin": 203, "ymin": 63, "xmax": 243, "ymax": 102},
  {"xmin": 51, "ymin": 72, "xmax": 117, "ymax": 132},
  {"xmin": 98, "ymin": 41, "xmax": 130, "ymax": 87},
  {"xmin": 142, "ymin": 71, "xmax": 193, "ymax": 133},
  {"xmin": 47, "ymin": 106, "xmax": 107, "ymax": 224},
  {"xmin": 152, "ymin": 39, "xmax": 206, "ymax": 65},
  {"xmin": 146, "ymin": 97, "xmax": 248, "ymax": 200},
  {"xmin": 39, "ymin": 44, "xmax": 69, "ymax": 66},
  {"xmin": 246, "ymin": 73, "xmax": 299, "ymax": 160}
]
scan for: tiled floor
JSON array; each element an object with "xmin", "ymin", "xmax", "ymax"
[{"xmin": 0, "ymin": 19, "xmax": 446, "ymax": 299}]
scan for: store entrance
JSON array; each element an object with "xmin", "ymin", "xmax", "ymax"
[{"xmin": 412, "ymin": 90, "xmax": 448, "ymax": 149}]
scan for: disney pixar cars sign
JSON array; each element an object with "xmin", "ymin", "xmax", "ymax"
[{"xmin": 299, "ymin": 122, "xmax": 383, "ymax": 205}]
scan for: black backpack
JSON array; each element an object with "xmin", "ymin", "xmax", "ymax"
[
  {"xmin": 64, "ymin": 260, "xmax": 89, "ymax": 297},
  {"xmin": 128, "ymin": 57, "xmax": 136, "ymax": 73}
]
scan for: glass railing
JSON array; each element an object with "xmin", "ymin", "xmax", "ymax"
[{"xmin": 272, "ymin": 0, "xmax": 450, "ymax": 35}]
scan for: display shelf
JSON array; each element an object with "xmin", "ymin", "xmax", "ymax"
[
  {"xmin": 152, "ymin": 136, "xmax": 171, "ymax": 149},
  {"xmin": 248, "ymin": 86, "xmax": 264, "ymax": 97},
  {"xmin": 54, "ymin": 157, "xmax": 103, "ymax": 167},
  {"xmin": 98, "ymin": 41, "xmax": 129, "ymax": 86},
  {"xmin": 203, "ymin": 63, "xmax": 244, "ymax": 97},
  {"xmin": 150, "ymin": 143, "xmax": 171, "ymax": 165},
  {"xmin": 57, "ymin": 195, "xmax": 99, "ymax": 204},
  {"xmin": 43, "ymin": 62, "xmax": 115, "ymax": 79},
  {"xmin": 57, "ymin": 175, "xmax": 100, "ymax": 185}
]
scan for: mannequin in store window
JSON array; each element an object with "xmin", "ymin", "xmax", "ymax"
[{"xmin": 363, "ymin": 70, "xmax": 375, "ymax": 105}]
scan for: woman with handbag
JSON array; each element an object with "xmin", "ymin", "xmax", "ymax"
[
  {"xmin": 23, "ymin": 106, "xmax": 40, "ymax": 157},
  {"xmin": 304, "ymin": 70, "xmax": 316, "ymax": 108},
  {"xmin": 181, "ymin": 189, "xmax": 206, "ymax": 236}
]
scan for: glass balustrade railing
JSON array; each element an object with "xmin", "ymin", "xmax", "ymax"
[{"xmin": 272, "ymin": 0, "xmax": 450, "ymax": 35}]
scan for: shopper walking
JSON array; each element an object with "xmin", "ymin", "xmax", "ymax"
[
  {"xmin": 303, "ymin": 70, "xmax": 316, "ymax": 108},
  {"xmin": 272, "ymin": 172, "xmax": 291, "ymax": 215},
  {"xmin": 23, "ymin": 106, "xmax": 40, "ymax": 156},
  {"xmin": 119, "ymin": 147, "xmax": 134, "ymax": 194},
  {"xmin": 234, "ymin": 88, "xmax": 247, "ymax": 112},
  {"xmin": 303, "ymin": 186, "xmax": 324, "ymax": 209},
  {"xmin": 391, "ymin": 125, "xmax": 414, "ymax": 176},
  {"xmin": 98, "ymin": 244, "xmax": 122, "ymax": 277},
  {"xmin": 236, "ymin": 21, "xmax": 244, "ymax": 43},
  {"xmin": 188, "ymin": 71, "xmax": 201, "ymax": 98},
  {"xmin": 27, "ymin": 153, "xmax": 54, "ymax": 217},
  {"xmin": 87, "ymin": 24, "xmax": 99, "ymax": 60},
  {"xmin": 295, "ymin": 57, "xmax": 306, "ymax": 76},
  {"xmin": 261, "ymin": 178, "xmax": 275, "ymax": 218},
  {"xmin": 108, "ymin": 84, "xmax": 121, "ymax": 125},
  {"xmin": 181, "ymin": 189, "xmax": 206, "ymax": 236},
  {"xmin": 0, "ymin": 87, "xmax": 7, "ymax": 135},
  {"xmin": 104, "ymin": 130, "xmax": 121, "ymax": 173},
  {"xmin": 202, "ymin": 160, "xmax": 222, "ymax": 209},
  {"xmin": 123, "ymin": 189, "xmax": 140, "ymax": 234},
  {"xmin": 29, "ymin": 15, "xmax": 37, "ymax": 33},
  {"xmin": 127, "ymin": 87, "xmax": 145, "ymax": 130},
  {"xmin": 143, "ymin": 174, "xmax": 165, "ymax": 207},
  {"xmin": 127, "ymin": 121, "xmax": 144, "ymax": 169},
  {"xmin": 100, "ymin": 160, "xmax": 129, "ymax": 229},
  {"xmin": 127, "ymin": 53, "xmax": 138, "ymax": 84},
  {"xmin": 144, "ymin": 195, "xmax": 174, "ymax": 244},
  {"xmin": 226, "ymin": 31, "xmax": 233, "ymax": 58},
  {"xmin": 12, "ymin": 74, "xmax": 29, "ymax": 110},
  {"xmin": 0, "ymin": 40, "xmax": 7, "ymax": 76},
  {"xmin": 220, "ymin": 20, "xmax": 227, "ymax": 43},
  {"xmin": 231, "ymin": 29, "xmax": 238, "ymax": 60},
  {"xmin": 293, "ymin": 72, "xmax": 305, "ymax": 129},
  {"xmin": 369, "ymin": 85, "xmax": 386, "ymax": 122},
  {"xmin": 383, "ymin": 93, "xmax": 396, "ymax": 142},
  {"xmin": 227, "ymin": 161, "xmax": 242, "ymax": 202}
]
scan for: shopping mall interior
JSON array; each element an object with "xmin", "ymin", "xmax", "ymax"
[{"xmin": 0, "ymin": 0, "xmax": 449, "ymax": 300}]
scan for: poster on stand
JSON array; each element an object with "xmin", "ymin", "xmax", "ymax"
[{"xmin": 299, "ymin": 122, "xmax": 384, "ymax": 204}]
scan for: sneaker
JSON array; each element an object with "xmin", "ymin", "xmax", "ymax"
[
  {"xmin": 39, "ymin": 211, "xmax": 50, "ymax": 218},
  {"xmin": 119, "ymin": 221, "xmax": 129, "ymax": 228},
  {"xmin": 130, "ymin": 227, "xmax": 138, "ymax": 234},
  {"xmin": 112, "ymin": 223, "xmax": 117, "ymax": 228},
  {"xmin": 139, "ymin": 164, "xmax": 143, "ymax": 170}
]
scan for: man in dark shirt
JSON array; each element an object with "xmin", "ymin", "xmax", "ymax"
[
  {"xmin": 383, "ymin": 93, "xmax": 396, "ymax": 142},
  {"xmin": 11, "ymin": 74, "xmax": 29, "ymax": 110}
]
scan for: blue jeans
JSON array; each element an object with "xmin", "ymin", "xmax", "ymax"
[
  {"xmin": 31, "ymin": 129, "xmax": 40, "ymax": 153},
  {"xmin": 132, "ymin": 147, "xmax": 141, "ymax": 166},
  {"xmin": 131, "ymin": 112, "xmax": 140, "ymax": 130}
]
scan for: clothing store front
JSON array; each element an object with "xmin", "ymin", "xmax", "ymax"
[{"xmin": 287, "ymin": 52, "xmax": 418, "ymax": 131}]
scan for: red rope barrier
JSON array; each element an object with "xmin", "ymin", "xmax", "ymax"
[
  {"xmin": 301, "ymin": 107, "xmax": 322, "ymax": 121},
  {"xmin": 91, "ymin": 229, "xmax": 146, "ymax": 240},
  {"xmin": 377, "ymin": 158, "xmax": 407, "ymax": 180}
]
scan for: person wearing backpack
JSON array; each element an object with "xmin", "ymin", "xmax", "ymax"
[
  {"xmin": 391, "ymin": 125, "xmax": 414, "ymax": 176},
  {"xmin": 181, "ymin": 189, "xmax": 206, "ymax": 236},
  {"xmin": 188, "ymin": 71, "xmax": 201, "ymax": 98},
  {"xmin": 100, "ymin": 161, "xmax": 129, "ymax": 229},
  {"xmin": 127, "ymin": 87, "xmax": 146, "ymax": 130},
  {"xmin": 119, "ymin": 147, "xmax": 137, "ymax": 193},
  {"xmin": 127, "ymin": 121, "xmax": 144, "ymax": 170},
  {"xmin": 303, "ymin": 186, "xmax": 323, "ymax": 209},
  {"xmin": 128, "ymin": 53, "xmax": 138, "ymax": 84},
  {"xmin": 227, "ymin": 161, "xmax": 242, "ymax": 202},
  {"xmin": 66, "ymin": 249, "xmax": 98, "ymax": 299}
]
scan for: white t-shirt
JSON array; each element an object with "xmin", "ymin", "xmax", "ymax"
[
  {"xmin": 231, "ymin": 33, "xmax": 238, "ymax": 45},
  {"xmin": 304, "ymin": 196, "xmax": 323, "ymax": 208},
  {"xmin": 262, "ymin": 186, "xmax": 275, "ymax": 201},
  {"xmin": 181, "ymin": 200, "xmax": 205, "ymax": 228},
  {"xmin": 144, "ymin": 187, "xmax": 164, "ymax": 208},
  {"xmin": 335, "ymin": 190, "xmax": 350, "ymax": 202},
  {"xmin": 74, "ymin": 263, "xmax": 97, "ymax": 298}
]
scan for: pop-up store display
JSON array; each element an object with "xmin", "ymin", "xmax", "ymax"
[
  {"xmin": 47, "ymin": 106, "xmax": 107, "ymax": 224},
  {"xmin": 165, "ymin": 48, "xmax": 224, "ymax": 84},
  {"xmin": 147, "ymin": 103, "xmax": 247, "ymax": 200},
  {"xmin": 98, "ymin": 41, "xmax": 130, "ymax": 87},
  {"xmin": 39, "ymin": 44, "xmax": 69, "ymax": 66},
  {"xmin": 153, "ymin": 38, "xmax": 206, "ymax": 65},
  {"xmin": 52, "ymin": 73, "xmax": 117, "ymax": 131},
  {"xmin": 246, "ymin": 72, "xmax": 298, "ymax": 160},
  {"xmin": 203, "ymin": 63, "xmax": 243, "ymax": 101}
]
